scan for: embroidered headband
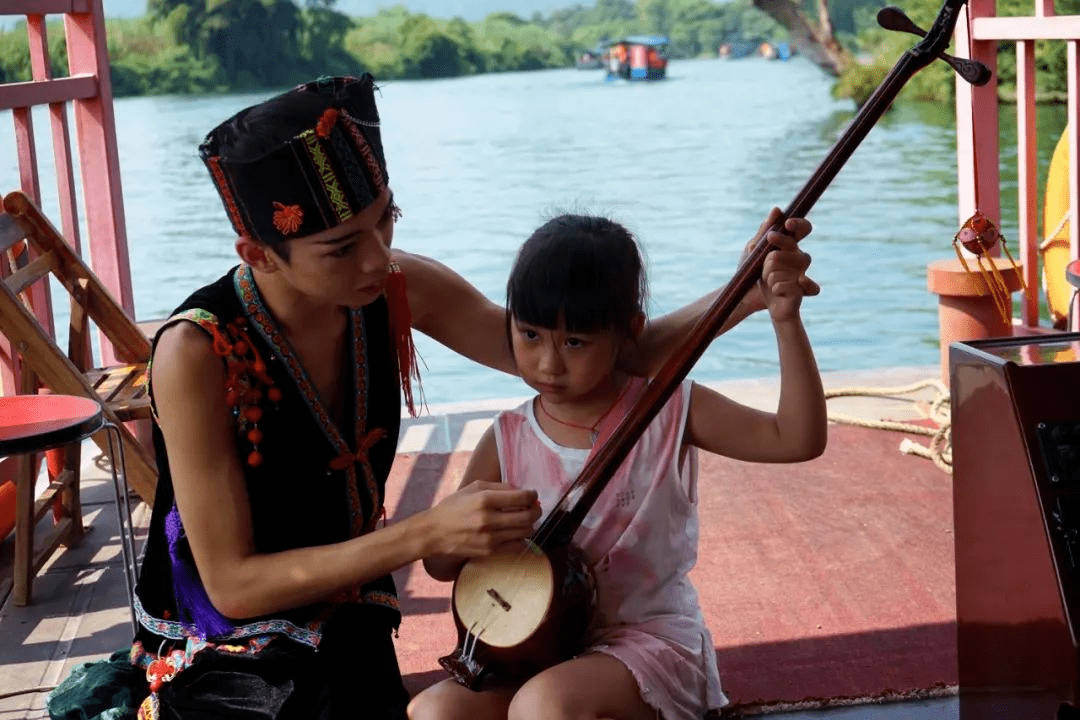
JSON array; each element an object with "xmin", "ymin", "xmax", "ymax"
[{"xmin": 199, "ymin": 74, "xmax": 389, "ymax": 244}]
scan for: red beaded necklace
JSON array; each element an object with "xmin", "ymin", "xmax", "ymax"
[{"xmin": 536, "ymin": 380, "xmax": 632, "ymax": 444}]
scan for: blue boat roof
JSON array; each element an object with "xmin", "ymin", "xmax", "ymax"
[{"xmin": 618, "ymin": 35, "xmax": 669, "ymax": 47}]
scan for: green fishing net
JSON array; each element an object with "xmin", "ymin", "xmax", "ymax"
[{"xmin": 46, "ymin": 649, "xmax": 145, "ymax": 720}]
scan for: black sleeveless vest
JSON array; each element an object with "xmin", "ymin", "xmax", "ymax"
[{"xmin": 133, "ymin": 265, "xmax": 402, "ymax": 652}]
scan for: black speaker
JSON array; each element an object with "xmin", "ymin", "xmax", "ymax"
[{"xmin": 952, "ymin": 333, "xmax": 1080, "ymax": 719}]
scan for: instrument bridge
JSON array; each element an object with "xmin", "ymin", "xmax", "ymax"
[{"xmin": 486, "ymin": 587, "xmax": 512, "ymax": 611}]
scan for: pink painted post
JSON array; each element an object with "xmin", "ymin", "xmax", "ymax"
[
  {"xmin": 28, "ymin": 14, "xmax": 82, "ymax": 255},
  {"xmin": 27, "ymin": 12, "xmax": 89, "ymax": 370},
  {"xmin": 954, "ymin": 33, "xmax": 978, "ymax": 222},
  {"xmin": 1070, "ymin": 41, "xmax": 1080, "ymax": 331},
  {"xmin": 1016, "ymin": 39, "xmax": 1039, "ymax": 326},
  {"xmin": 24, "ymin": 15, "xmax": 59, "ymax": 335},
  {"xmin": 4, "ymin": 107, "xmax": 40, "ymax": 395},
  {"xmin": 955, "ymin": 0, "xmax": 1001, "ymax": 229},
  {"xmin": 12, "ymin": 108, "xmax": 40, "ymax": 202},
  {"xmin": 64, "ymin": 0, "xmax": 134, "ymax": 363}
]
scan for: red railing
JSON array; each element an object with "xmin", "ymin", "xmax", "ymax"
[
  {"xmin": 0, "ymin": 0, "xmax": 133, "ymax": 390},
  {"xmin": 956, "ymin": 0, "xmax": 1080, "ymax": 331}
]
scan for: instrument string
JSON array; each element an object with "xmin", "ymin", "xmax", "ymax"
[
  {"xmin": 466, "ymin": 538, "xmax": 548, "ymax": 647},
  {"xmin": 462, "ymin": 621, "xmax": 480, "ymax": 662}
]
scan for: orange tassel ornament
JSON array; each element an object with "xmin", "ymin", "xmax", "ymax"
[
  {"xmin": 953, "ymin": 211, "xmax": 1027, "ymax": 327},
  {"xmin": 385, "ymin": 263, "xmax": 423, "ymax": 417}
]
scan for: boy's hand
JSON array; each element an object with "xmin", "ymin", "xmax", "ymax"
[{"xmin": 426, "ymin": 482, "xmax": 540, "ymax": 558}]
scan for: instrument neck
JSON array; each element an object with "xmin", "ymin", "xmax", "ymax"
[{"xmin": 529, "ymin": 12, "xmax": 959, "ymax": 555}]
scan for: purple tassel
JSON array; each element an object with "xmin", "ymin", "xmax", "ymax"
[{"xmin": 165, "ymin": 505, "xmax": 236, "ymax": 638}]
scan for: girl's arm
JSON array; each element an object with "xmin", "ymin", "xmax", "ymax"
[
  {"xmin": 423, "ymin": 426, "xmax": 506, "ymax": 582},
  {"xmin": 154, "ymin": 324, "xmax": 538, "ymax": 620},
  {"xmin": 685, "ymin": 225, "xmax": 828, "ymax": 463}
]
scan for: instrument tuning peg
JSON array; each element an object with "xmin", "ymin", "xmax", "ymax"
[
  {"xmin": 877, "ymin": 6, "xmax": 926, "ymax": 36},
  {"xmin": 941, "ymin": 53, "xmax": 993, "ymax": 85},
  {"xmin": 876, "ymin": 6, "xmax": 993, "ymax": 86}
]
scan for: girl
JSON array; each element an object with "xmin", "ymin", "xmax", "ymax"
[{"xmin": 409, "ymin": 213, "xmax": 828, "ymax": 720}]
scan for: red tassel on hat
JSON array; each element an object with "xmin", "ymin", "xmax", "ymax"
[{"xmin": 385, "ymin": 263, "xmax": 423, "ymax": 417}]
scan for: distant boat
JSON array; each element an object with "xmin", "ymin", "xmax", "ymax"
[
  {"xmin": 759, "ymin": 41, "xmax": 794, "ymax": 60},
  {"xmin": 719, "ymin": 40, "xmax": 794, "ymax": 61},
  {"xmin": 604, "ymin": 35, "xmax": 668, "ymax": 81},
  {"xmin": 576, "ymin": 45, "xmax": 606, "ymax": 70},
  {"xmin": 718, "ymin": 40, "xmax": 759, "ymax": 60}
]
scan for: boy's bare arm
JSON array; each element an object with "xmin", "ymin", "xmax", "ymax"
[
  {"xmin": 154, "ymin": 325, "xmax": 536, "ymax": 619},
  {"xmin": 394, "ymin": 250, "xmax": 516, "ymax": 375}
]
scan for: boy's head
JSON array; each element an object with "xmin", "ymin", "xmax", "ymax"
[
  {"xmin": 507, "ymin": 214, "xmax": 647, "ymax": 342},
  {"xmin": 200, "ymin": 74, "xmax": 391, "ymax": 261}
]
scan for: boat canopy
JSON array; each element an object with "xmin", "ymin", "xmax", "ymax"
[{"xmin": 614, "ymin": 35, "xmax": 669, "ymax": 47}]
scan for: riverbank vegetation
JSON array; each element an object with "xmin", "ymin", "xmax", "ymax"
[
  {"xmin": 0, "ymin": 0, "xmax": 1071, "ymax": 105},
  {"xmin": 0, "ymin": 0, "xmax": 790, "ymax": 96},
  {"xmin": 831, "ymin": 0, "xmax": 1078, "ymax": 105}
]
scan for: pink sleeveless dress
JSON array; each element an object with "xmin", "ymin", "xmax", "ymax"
[{"xmin": 492, "ymin": 377, "xmax": 728, "ymax": 720}]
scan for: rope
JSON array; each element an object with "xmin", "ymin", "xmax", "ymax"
[
  {"xmin": 824, "ymin": 378, "xmax": 952, "ymax": 473},
  {"xmin": 1039, "ymin": 208, "xmax": 1071, "ymax": 252},
  {"xmin": 0, "ymin": 685, "xmax": 56, "ymax": 700},
  {"xmin": 1037, "ymin": 208, "xmax": 1080, "ymax": 330}
]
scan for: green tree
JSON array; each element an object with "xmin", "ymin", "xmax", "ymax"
[
  {"xmin": 149, "ymin": 0, "xmax": 306, "ymax": 88},
  {"xmin": 637, "ymin": 0, "xmax": 675, "ymax": 36},
  {"xmin": 300, "ymin": 6, "xmax": 361, "ymax": 76},
  {"xmin": 485, "ymin": 11, "xmax": 528, "ymax": 25},
  {"xmin": 344, "ymin": 5, "xmax": 412, "ymax": 78},
  {"xmin": 595, "ymin": 0, "xmax": 638, "ymax": 22},
  {"xmin": 398, "ymin": 13, "xmax": 470, "ymax": 78}
]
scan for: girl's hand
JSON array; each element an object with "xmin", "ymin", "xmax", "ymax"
[
  {"xmin": 424, "ymin": 482, "xmax": 540, "ymax": 558},
  {"xmin": 759, "ymin": 213, "xmax": 816, "ymax": 322},
  {"xmin": 739, "ymin": 209, "xmax": 818, "ymax": 318}
]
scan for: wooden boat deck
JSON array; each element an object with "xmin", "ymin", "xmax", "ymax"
[{"xmin": 0, "ymin": 366, "xmax": 960, "ymax": 719}]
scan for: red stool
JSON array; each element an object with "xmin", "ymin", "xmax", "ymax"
[
  {"xmin": 0, "ymin": 394, "xmax": 137, "ymax": 631},
  {"xmin": 1069, "ymin": 259, "xmax": 1080, "ymax": 331}
]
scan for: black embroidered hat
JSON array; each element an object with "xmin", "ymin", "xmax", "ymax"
[{"xmin": 199, "ymin": 74, "xmax": 389, "ymax": 245}]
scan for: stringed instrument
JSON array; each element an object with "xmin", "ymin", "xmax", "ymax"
[{"xmin": 440, "ymin": 0, "xmax": 991, "ymax": 690}]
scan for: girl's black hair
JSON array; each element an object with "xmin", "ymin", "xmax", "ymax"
[{"xmin": 506, "ymin": 214, "xmax": 648, "ymax": 340}]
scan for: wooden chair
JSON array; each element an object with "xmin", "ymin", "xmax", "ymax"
[{"xmin": 0, "ymin": 190, "xmax": 157, "ymax": 604}]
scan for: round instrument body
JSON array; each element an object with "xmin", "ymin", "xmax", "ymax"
[
  {"xmin": 440, "ymin": 541, "xmax": 596, "ymax": 689},
  {"xmin": 454, "ymin": 543, "xmax": 555, "ymax": 648}
]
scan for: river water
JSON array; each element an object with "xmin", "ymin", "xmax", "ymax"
[{"xmin": 0, "ymin": 58, "xmax": 1069, "ymax": 405}]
